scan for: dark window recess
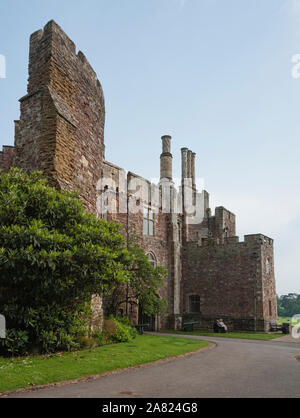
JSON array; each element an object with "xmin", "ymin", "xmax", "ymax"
[{"xmin": 189, "ymin": 295, "xmax": 200, "ymax": 313}]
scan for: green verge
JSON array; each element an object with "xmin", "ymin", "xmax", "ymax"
[
  {"xmin": 0, "ymin": 335, "xmax": 209, "ymax": 393},
  {"xmin": 160, "ymin": 330, "xmax": 285, "ymax": 340},
  {"xmin": 277, "ymin": 317, "xmax": 292, "ymax": 325}
]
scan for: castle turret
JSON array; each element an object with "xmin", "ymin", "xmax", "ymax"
[{"xmin": 160, "ymin": 135, "xmax": 173, "ymax": 181}]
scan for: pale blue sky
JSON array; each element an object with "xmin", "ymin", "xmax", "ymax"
[{"xmin": 0, "ymin": 0, "xmax": 299, "ymax": 294}]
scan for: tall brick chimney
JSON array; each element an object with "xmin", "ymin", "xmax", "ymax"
[{"xmin": 160, "ymin": 135, "xmax": 173, "ymax": 181}]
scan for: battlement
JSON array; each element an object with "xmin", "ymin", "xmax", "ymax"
[{"xmin": 244, "ymin": 234, "xmax": 274, "ymax": 246}]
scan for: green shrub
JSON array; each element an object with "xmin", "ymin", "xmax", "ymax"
[
  {"xmin": 0, "ymin": 329, "xmax": 29, "ymax": 356},
  {"xmin": 0, "ymin": 168, "xmax": 166, "ymax": 356},
  {"xmin": 0, "ymin": 168, "xmax": 129, "ymax": 356},
  {"xmin": 103, "ymin": 317, "xmax": 137, "ymax": 343},
  {"xmin": 91, "ymin": 331, "xmax": 107, "ymax": 347},
  {"xmin": 77, "ymin": 335, "xmax": 98, "ymax": 350},
  {"xmin": 117, "ymin": 316, "xmax": 138, "ymax": 339}
]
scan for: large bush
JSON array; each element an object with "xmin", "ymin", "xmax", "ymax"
[
  {"xmin": 0, "ymin": 168, "xmax": 130, "ymax": 355},
  {"xmin": 102, "ymin": 317, "xmax": 138, "ymax": 343},
  {"xmin": 277, "ymin": 293, "xmax": 300, "ymax": 317}
]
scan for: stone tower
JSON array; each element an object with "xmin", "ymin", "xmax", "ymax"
[{"xmin": 14, "ymin": 20, "xmax": 105, "ymax": 213}]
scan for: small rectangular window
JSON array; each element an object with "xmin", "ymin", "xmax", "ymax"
[
  {"xmin": 189, "ymin": 295, "xmax": 200, "ymax": 313},
  {"xmin": 143, "ymin": 207, "xmax": 154, "ymax": 236}
]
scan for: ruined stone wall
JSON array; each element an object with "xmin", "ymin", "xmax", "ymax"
[
  {"xmin": 98, "ymin": 164, "xmax": 182, "ymax": 329},
  {"xmin": 209, "ymin": 206, "xmax": 236, "ymax": 244},
  {"xmin": 0, "ymin": 146, "xmax": 16, "ymax": 172},
  {"xmin": 186, "ymin": 203, "xmax": 236, "ymax": 246},
  {"xmin": 182, "ymin": 233, "xmax": 275, "ymax": 331},
  {"xmin": 13, "ymin": 20, "xmax": 105, "ymax": 214},
  {"xmin": 260, "ymin": 236, "xmax": 278, "ymax": 327}
]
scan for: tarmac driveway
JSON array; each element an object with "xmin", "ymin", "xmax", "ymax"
[{"xmin": 3, "ymin": 332, "xmax": 300, "ymax": 398}]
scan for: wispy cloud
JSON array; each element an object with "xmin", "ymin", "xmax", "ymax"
[
  {"xmin": 280, "ymin": 0, "xmax": 300, "ymax": 18},
  {"xmin": 290, "ymin": 0, "xmax": 300, "ymax": 11},
  {"xmin": 175, "ymin": 0, "xmax": 188, "ymax": 10}
]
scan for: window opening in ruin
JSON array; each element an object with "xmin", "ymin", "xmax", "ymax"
[{"xmin": 266, "ymin": 258, "xmax": 271, "ymax": 275}]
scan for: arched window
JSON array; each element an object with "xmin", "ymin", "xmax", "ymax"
[
  {"xmin": 189, "ymin": 295, "xmax": 200, "ymax": 313},
  {"xmin": 147, "ymin": 252, "xmax": 157, "ymax": 267},
  {"xmin": 266, "ymin": 258, "xmax": 271, "ymax": 275}
]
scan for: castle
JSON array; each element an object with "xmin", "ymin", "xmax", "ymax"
[{"xmin": 0, "ymin": 21, "xmax": 278, "ymax": 332}]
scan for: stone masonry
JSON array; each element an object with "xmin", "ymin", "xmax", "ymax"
[{"xmin": 0, "ymin": 21, "xmax": 278, "ymax": 332}]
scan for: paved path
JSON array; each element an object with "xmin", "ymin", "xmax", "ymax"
[
  {"xmin": 3, "ymin": 333, "xmax": 300, "ymax": 398},
  {"xmin": 271, "ymin": 333, "xmax": 300, "ymax": 343}
]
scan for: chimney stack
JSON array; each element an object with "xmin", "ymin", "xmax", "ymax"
[
  {"xmin": 181, "ymin": 147, "xmax": 188, "ymax": 183},
  {"xmin": 160, "ymin": 135, "xmax": 173, "ymax": 181},
  {"xmin": 191, "ymin": 152, "xmax": 196, "ymax": 189},
  {"xmin": 187, "ymin": 150, "xmax": 193, "ymax": 180}
]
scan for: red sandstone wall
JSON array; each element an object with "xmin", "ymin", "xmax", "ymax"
[
  {"xmin": 0, "ymin": 146, "xmax": 16, "ymax": 172},
  {"xmin": 14, "ymin": 20, "xmax": 105, "ymax": 214},
  {"xmin": 99, "ymin": 163, "xmax": 181, "ymax": 328},
  {"xmin": 182, "ymin": 234, "xmax": 274, "ymax": 331},
  {"xmin": 260, "ymin": 237, "xmax": 278, "ymax": 323}
]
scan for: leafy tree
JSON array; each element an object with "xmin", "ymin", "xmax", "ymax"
[
  {"xmin": 277, "ymin": 293, "xmax": 300, "ymax": 317},
  {"xmin": 277, "ymin": 295, "xmax": 285, "ymax": 317},
  {"xmin": 0, "ymin": 168, "xmax": 130, "ymax": 355},
  {"xmin": 104, "ymin": 242, "xmax": 168, "ymax": 319}
]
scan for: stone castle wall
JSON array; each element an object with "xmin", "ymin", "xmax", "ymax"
[
  {"xmin": 12, "ymin": 20, "xmax": 105, "ymax": 214},
  {"xmin": 182, "ymin": 234, "xmax": 277, "ymax": 331},
  {"xmin": 0, "ymin": 20, "xmax": 278, "ymax": 332},
  {"xmin": 0, "ymin": 146, "xmax": 16, "ymax": 172}
]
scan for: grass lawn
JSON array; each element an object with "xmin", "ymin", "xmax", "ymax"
[
  {"xmin": 278, "ymin": 317, "xmax": 292, "ymax": 324},
  {"xmin": 0, "ymin": 335, "xmax": 209, "ymax": 393},
  {"xmin": 160, "ymin": 330, "xmax": 285, "ymax": 341}
]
